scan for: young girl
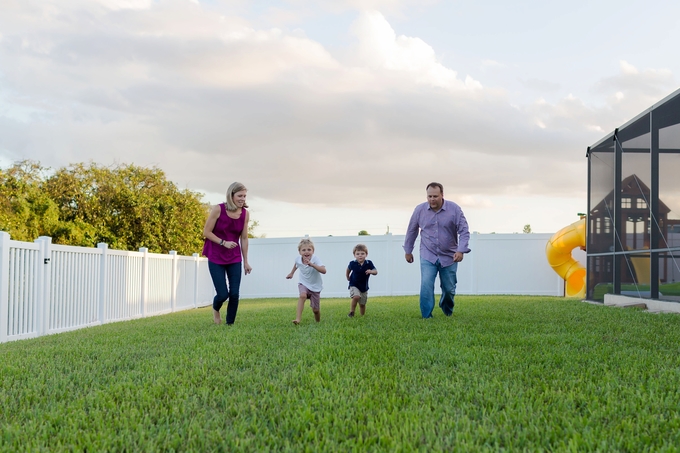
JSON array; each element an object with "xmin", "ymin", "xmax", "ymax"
[{"xmin": 286, "ymin": 238, "xmax": 326, "ymax": 325}]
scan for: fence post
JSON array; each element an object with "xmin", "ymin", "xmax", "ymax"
[
  {"xmin": 0, "ymin": 232, "xmax": 10, "ymax": 343},
  {"xmin": 192, "ymin": 253, "xmax": 199, "ymax": 308},
  {"xmin": 97, "ymin": 243, "xmax": 108, "ymax": 323},
  {"xmin": 170, "ymin": 251, "xmax": 178, "ymax": 312},
  {"xmin": 140, "ymin": 247, "xmax": 148, "ymax": 318},
  {"xmin": 470, "ymin": 233, "xmax": 478, "ymax": 295},
  {"xmin": 385, "ymin": 233, "xmax": 393, "ymax": 296},
  {"xmin": 36, "ymin": 236, "xmax": 52, "ymax": 337}
]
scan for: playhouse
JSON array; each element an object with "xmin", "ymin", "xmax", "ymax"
[{"xmin": 586, "ymin": 88, "xmax": 680, "ymax": 302}]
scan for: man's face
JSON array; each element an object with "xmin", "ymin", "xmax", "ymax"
[{"xmin": 426, "ymin": 186, "xmax": 443, "ymax": 210}]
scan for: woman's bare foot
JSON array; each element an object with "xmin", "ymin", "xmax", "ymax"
[
  {"xmin": 292, "ymin": 320, "xmax": 300, "ymax": 325},
  {"xmin": 213, "ymin": 309, "xmax": 222, "ymax": 324}
]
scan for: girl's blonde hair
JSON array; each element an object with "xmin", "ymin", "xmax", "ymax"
[
  {"xmin": 298, "ymin": 238, "xmax": 315, "ymax": 251},
  {"xmin": 225, "ymin": 182, "xmax": 248, "ymax": 211}
]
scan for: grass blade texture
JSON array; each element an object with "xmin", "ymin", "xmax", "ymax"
[{"xmin": 2, "ymin": 295, "xmax": 680, "ymax": 452}]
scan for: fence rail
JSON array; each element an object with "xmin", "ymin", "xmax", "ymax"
[
  {"xmin": 1, "ymin": 231, "xmax": 578, "ymax": 343},
  {"xmin": 0, "ymin": 233, "xmax": 211, "ymax": 343}
]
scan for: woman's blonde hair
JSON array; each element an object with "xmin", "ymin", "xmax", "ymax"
[
  {"xmin": 298, "ymin": 238, "xmax": 315, "ymax": 251},
  {"xmin": 225, "ymin": 182, "xmax": 248, "ymax": 211}
]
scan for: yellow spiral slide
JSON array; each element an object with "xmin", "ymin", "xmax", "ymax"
[{"xmin": 545, "ymin": 218, "xmax": 586, "ymax": 298}]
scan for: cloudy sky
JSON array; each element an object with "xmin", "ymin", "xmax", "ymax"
[{"xmin": 1, "ymin": 0, "xmax": 679, "ymax": 237}]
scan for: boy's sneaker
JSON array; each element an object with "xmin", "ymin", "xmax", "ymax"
[{"xmin": 348, "ymin": 311, "xmax": 355, "ymax": 318}]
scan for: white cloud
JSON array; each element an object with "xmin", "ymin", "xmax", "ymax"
[
  {"xmin": 96, "ymin": 0, "xmax": 153, "ymax": 10},
  {"xmin": 0, "ymin": 1, "xmax": 674, "ymax": 225},
  {"xmin": 620, "ymin": 60, "xmax": 639, "ymax": 75},
  {"xmin": 593, "ymin": 61, "xmax": 675, "ymax": 112},
  {"xmin": 350, "ymin": 11, "xmax": 482, "ymax": 92},
  {"xmin": 521, "ymin": 78, "xmax": 561, "ymax": 93},
  {"xmin": 481, "ymin": 59, "xmax": 505, "ymax": 69},
  {"xmin": 284, "ymin": 0, "xmax": 438, "ymax": 16}
]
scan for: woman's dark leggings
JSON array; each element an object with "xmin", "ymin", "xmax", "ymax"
[{"xmin": 208, "ymin": 261, "xmax": 242, "ymax": 325}]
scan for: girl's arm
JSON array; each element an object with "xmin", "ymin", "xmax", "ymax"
[
  {"xmin": 310, "ymin": 262, "xmax": 327, "ymax": 274},
  {"xmin": 286, "ymin": 263, "xmax": 297, "ymax": 279},
  {"xmin": 308, "ymin": 256, "xmax": 326, "ymax": 274},
  {"xmin": 240, "ymin": 210, "xmax": 251, "ymax": 274}
]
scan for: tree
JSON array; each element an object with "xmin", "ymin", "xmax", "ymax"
[
  {"xmin": 0, "ymin": 161, "xmax": 62, "ymax": 241},
  {"xmin": 45, "ymin": 162, "xmax": 208, "ymax": 255},
  {"xmin": 358, "ymin": 230, "xmax": 370, "ymax": 236},
  {"xmin": 248, "ymin": 219, "xmax": 264, "ymax": 238},
  {"xmin": 523, "ymin": 224, "xmax": 532, "ymax": 234},
  {"xmin": 1, "ymin": 160, "xmax": 209, "ymax": 255}
]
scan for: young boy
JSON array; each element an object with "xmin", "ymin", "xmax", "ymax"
[
  {"xmin": 286, "ymin": 238, "xmax": 326, "ymax": 325},
  {"xmin": 346, "ymin": 244, "xmax": 378, "ymax": 317}
]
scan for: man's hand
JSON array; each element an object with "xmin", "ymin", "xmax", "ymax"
[
  {"xmin": 405, "ymin": 253, "xmax": 414, "ymax": 263},
  {"xmin": 453, "ymin": 252, "xmax": 464, "ymax": 263}
]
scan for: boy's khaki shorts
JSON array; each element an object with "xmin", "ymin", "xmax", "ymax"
[{"xmin": 349, "ymin": 286, "xmax": 368, "ymax": 305}]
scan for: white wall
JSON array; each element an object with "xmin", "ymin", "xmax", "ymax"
[{"xmin": 239, "ymin": 233, "xmax": 568, "ymax": 299}]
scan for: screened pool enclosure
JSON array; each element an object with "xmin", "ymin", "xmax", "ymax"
[{"xmin": 587, "ymin": 88, "xmax": 680, "ymax": 302}]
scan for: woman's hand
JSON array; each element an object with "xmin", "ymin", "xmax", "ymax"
[
  {"xmin": 244, "ymin": 262, "xmax": 252, "ymax": 275},
  {"xmin": 222, "ymin": 241, "xmax": 238, "ymax": 249}
]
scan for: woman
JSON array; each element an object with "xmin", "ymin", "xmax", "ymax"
[{"xmin": 202, "ymin": 181, "xmax": 252, "ymax": 325}]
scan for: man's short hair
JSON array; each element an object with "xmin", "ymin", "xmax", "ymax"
[{"xmin": 426, "ymin": 182, "xmax": 444, "ymax": 193}]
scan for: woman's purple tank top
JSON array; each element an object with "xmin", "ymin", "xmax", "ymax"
[{"xmin": 202, "ymin": 204, "xmax": 246, "ymax": 265}]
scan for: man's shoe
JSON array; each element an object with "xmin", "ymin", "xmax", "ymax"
[{"xmin": 348, "ymin": 311, "xmax": 355, "ymax": 318}]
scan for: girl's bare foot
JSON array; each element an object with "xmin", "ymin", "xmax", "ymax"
[
  {"xmin": 213, "ymin": 309, "xmax": 222, "ymax": 324},
  {"xmin": 292, "ymin": 320, "xmax": 300, "ymax": 325}
]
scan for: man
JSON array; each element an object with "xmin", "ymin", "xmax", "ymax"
[{"xmin": 403, "ymin": 182, "xmax": 471, "ymax": 318}]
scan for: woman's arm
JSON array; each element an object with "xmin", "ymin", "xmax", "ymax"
[
  {"xmin": 203, "ymin": 205, "xmax": 223, "ymax": 245},
  {"xmin": 241, "ymin": 210, "xmax": 252, "ymax": 274}
]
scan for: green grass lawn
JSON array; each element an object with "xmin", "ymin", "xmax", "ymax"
[{"xmin": 2, "ymin": 295, "xmax": 680, "ymax": 452}]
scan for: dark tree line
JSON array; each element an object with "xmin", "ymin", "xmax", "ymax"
[{"xmin": 0, "ymin": 161, "xmax": 209, "ymax": 255}]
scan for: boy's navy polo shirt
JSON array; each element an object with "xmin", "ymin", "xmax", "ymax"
[{"xmin": 347, "ymin": 259, "xmax": 376, "ymax": 292}]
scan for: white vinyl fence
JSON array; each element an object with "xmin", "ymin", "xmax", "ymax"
[
  {"xmin": 1, "ymin": 231, "xmax": 581, "ymax": 343},
  {"xmin": 242, "ymin": 233, "xmax": 576, "ymax": 299},
  {"xmin": 0, "ymin": 232, "xmax": 214, "ymax": 343}
]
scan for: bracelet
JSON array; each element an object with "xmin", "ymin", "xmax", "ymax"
[{"xmin": 219, "ymin": 240, "xmax": 224, "ymax": 246}]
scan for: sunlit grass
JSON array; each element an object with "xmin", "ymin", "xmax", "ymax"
[{"xmin": 2, "ymin": 295, "xmax": 680, "ymax": 451}]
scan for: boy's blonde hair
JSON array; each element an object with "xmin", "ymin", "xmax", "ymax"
[
  {"xmin": 353, "ymin": 244, "xmax": 368, "ymax": 255},
  {"xmin": 225, "ymin": 181, "xmax": 248, "ymax": 211},
  {"xmin": 298, "ymin": 238, "xmax": 315, "ymax": 251}
]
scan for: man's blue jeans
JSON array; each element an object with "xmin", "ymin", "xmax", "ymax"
[
  {"xmin": 208, "ymin": 261, "xmax": 242, "ymax": 325},
  {"xmin": 420, "ymin": 259, "xmax": 458, "ymax": 318}
]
